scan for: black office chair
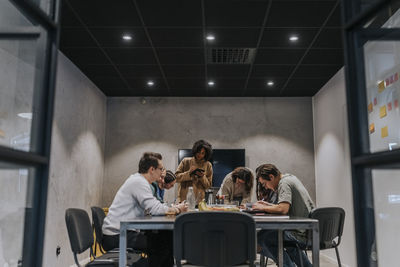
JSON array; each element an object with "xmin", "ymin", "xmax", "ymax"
[
  {"xmin": 91, "ymin": 206, "xmax": 108, "ymax": 254},
  {"xmin": 174, "ymin": 211, "xmax": 256, "ymax": 267},
  {"xmin": 311, "ymin": 207, "xmax": 345, "ymax": 267},
  {"xmin": 65, "ymin": 208, "xmax": 139, "ymax": 267},
  {"xmin": 287, "ymin": 207, "xmax": 346, "ymax": 267}
]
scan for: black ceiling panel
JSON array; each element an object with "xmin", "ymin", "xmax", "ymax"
[
  {"xmin": 312, "ymin": 28, "xmax": 343, "ymax": 48},
  {"xmin": 60, "ymin": 28, "xmax": 97, "ymax": 48},
  {"xmin": 136, "ymin": 0, "xmax": 202, "ymax": 27},
  {"xmin": 60, "ymin": 0, "xmax": 344, "ymax": 97},
  {"xmin": 205, "ymin": 28, "xmax": 260, "ymax": 48},
  {"xmin": 260, "ymin": 28, "xmax": 319, "ymax": 48},
  {"xmin": 267, "ymin": 1, "xmax": 336, "ymax": 27},
  {"xmin": 117, "ymin": 65, "xmax": 163, "ymax": 78},
  {"xmin": 292, "ymin": 65, "xmax": 342, "ymax": 79},
  {"xmin": 251, "ymin": 65, "xmax": 295, "ymax": 78},
  {"xmin": 90, "ymin": 28, "xmax": 151, "ymax": 47},
  {"xmin": 104, "ymin": 48, "xmax": 157, "ymax": 64},
  {"xmin": 157, "ymin": 48, "xmax": 204, "ymax": 64},
  {"xmin": 255, "ymin": 48, "xmax": 306, "ymax": 64},
  {"xmin": 205, "ymin": 0, "xmax": 270, "ymax": 27},
  {"xmin": 66, "ymin": 0, "xmax": 142, "ymax": 27},
  {"xmin": 62, "ymin": 48, "xmax": 110, "ymax": 65},
  {"xmin": 163, "ymin": 65, "xmax": 205, "ymax": 78},
  {"xmin": 148, "ymin": 28, "xmax": 203, "ymax": 47},
  {"xmin": 79, "ymin": 65, "xmax": 120, "ymax": 77},
  {"xmin": 207, "ymin": 65, "xmax": 250, "ymax": 78},
  {"xmin": 302, "ymin": 49, "xmax": 344, "ymax": 65}
]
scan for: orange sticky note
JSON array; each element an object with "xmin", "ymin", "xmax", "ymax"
[
  {"xmin": 380, "ymin": 105, "xmax": 387, "ymax": 118},
  {"xmin": 369, "ymin": 123, "xmax": 375, "ymax": 133},
  {"xmin": 388, "ymin": 102, "xmax": 392, "ymax": 111},
  {"xmin": 378, "ymin": 80, "xmax": 385, "ymax": 92},
  {"xmin": 381, "ymin": 126, "xmax": 388, "ymax": 138},
  {"xmin": 368, "ymin": 102, "xmax": 373, "ymax": 113}
]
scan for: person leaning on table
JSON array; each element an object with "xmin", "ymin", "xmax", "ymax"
[
  {"xmin": 150, "ymin": 170, "xmax": 176, "ymax": 203},
  {"xmin": 217, "ymin": 167, "xmax": 254, "ymax": 205},
  {"xmin": 102, "ymin": 152, "xmax": 188, "ymax": 267},
  {"xmin": 175, "ymin": 139, "xmax": 213, "ymax": 203},
  {"xmin": 253, "ymin": 163, "xmax": 315, "ymax": 267}
]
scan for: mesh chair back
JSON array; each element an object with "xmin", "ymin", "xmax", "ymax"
[
  {"xmin": 174, "ymin": 211, "xmax": 256, "ymax": 267},
  {"xmin": 91, "ymin": 207, "xmax": 106, "ymax": 244},
  {"xmin": 310, "ymin": 207, "xmax": 345, "ymax": 249},
  {"xmin": 65, "ymin": 208, "xmax": 94, "ymax": 254}
]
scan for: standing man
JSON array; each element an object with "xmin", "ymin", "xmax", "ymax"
[
  {"xmin": 102, "ymin": 152, "xmax": 187, "ymax": 267},
  {"xmin": 253, "ymin": 164, "xmax": 314, "ymax": 267}
]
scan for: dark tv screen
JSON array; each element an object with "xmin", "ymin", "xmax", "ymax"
[{"xmin": 178, "ymin": 149, "xmax": 245, "ymax": 187}]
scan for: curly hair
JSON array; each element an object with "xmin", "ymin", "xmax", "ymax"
[
  {"xmin": 231, "ymin": 167, "xmax": 254, "ymax": 192},
  {"xmin": 191, "ymin": 139, "xmax": 213, "ymax": 161}
]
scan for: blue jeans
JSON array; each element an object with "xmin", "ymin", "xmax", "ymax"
[{"xmin": 258, "ymin": 230, "xmax": 312, "ymax": 267}]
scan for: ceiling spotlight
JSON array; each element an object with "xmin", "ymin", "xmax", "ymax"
[
  {"xmin": 122, "ymin": 34, "xmax": 132, "ymax": 41},
  {"xmin": 267, "ymin": 81, "xmax": 274, "ymax": 87},
  {"xmin": 289, "ymin": 35, "xmax": 299, "ymax": 42},
  {"xmin": 208, "ymin": 81, "xmax": 215, "ymax": 86},
  {"xmin": 206, "ymin": 35, "xmax": 215, "ymax": 41},
  {"xmin": 147, "ymin": 80, "xmax": 154, "ymax": 86}
]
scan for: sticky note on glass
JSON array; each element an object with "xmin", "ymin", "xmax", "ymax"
[
  {"xmin": 388, "ymin": 102, "xmax": 392, "ymax": 111},
  {"xmin": 380, "ymin": 105, "xmax": 387, "ymax": 118},
  {"xmin": 395, "ymin": 99, "xmax": 399, "ymax": 108},
  {"xmin": 369, "ymin": 123, "xmax": 375, "ymax": 133},
  {"xmin": 381, "ymin": 126, "xmax": 388, "ymax": 138},
  {"xmin": 368, "ymin": 102, "xmax": 373, "ymax": 113},
  {"xmin": 378, "ymin": 80, "xmax": 385, "ymax": 92},
  {"xmin": 374, "ymin": 97, "xmax": 377, "ymax": 105}
]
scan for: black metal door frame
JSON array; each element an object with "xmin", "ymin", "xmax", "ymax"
[
  {"xmin": 0, "ymin": 0, "xmax": 60, "ymax": 266},
  {"xmin": 342, "ymin": 0, "xmax": 400, "ymax": 266}
]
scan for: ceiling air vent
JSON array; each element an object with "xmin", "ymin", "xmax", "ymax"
[{"xmin": 207, "ymin": 48, "xmax": 256, "ymax": 64}]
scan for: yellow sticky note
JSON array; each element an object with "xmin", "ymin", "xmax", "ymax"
[
  {"xmin": 0, "ymin": 129, "xmax": 4, "ymax": 138},
  {"xmin": 380, "ymin": 105, "xmax": 387, "ymax": 118},
  {"xmin": 369, "ymin": 123, "xmax": 375, "ymax": 133},
  {"xmin": 381, "ymin": 126, "xmax": 388, "ymax": 138},
  {"xmin": 368, "ymin": 102, "xmax": 373, "ymax": 113},
  {"xmin": 378, "ymin": 80, "xmax": 385, "ymax": 92}
]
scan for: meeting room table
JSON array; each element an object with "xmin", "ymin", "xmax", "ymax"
[{"xmin": 119, "ymin": 213, "xmax": 319, "ymax": 267}]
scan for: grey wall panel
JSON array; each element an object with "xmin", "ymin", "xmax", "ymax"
[{"xmin": 104, "ymin": 97, "xmax": 315, "ymax": 206}]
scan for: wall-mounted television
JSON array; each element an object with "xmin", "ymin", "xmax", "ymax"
[{"xmin": 178, "ymin": 149, "xmax": 245, "ymax": 188}]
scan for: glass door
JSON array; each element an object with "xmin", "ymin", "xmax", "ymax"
[
  {"xmin": 342, "ymin": 0, "xmax": 400, "ymax": 266},
  {"xmin": 0, "ymin": 0, "xmax": 60, "ymax": 266}
]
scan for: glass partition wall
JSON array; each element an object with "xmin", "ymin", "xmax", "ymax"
[
  {"xmin": 342, "ymin": 0, "xmax": 400, "ymax": 266},
  {"xmin": 0, "ymin": 0, "xmax": 59, "ymax": 266}
]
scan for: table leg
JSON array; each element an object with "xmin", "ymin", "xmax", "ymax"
[
  {"xmin": 119, "ymin": 225, "xmax": 127, "ymax": 267},
  {"xmin": 278, "ymin": 229, "xmax": 283, "ymax": 267},
  {"xmin": 312, "ymin": 223, "xmax": 320, "ymax": 267}
]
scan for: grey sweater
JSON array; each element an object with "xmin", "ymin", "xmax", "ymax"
[{"xmin": 102, "ymin": 173, "xmax": 169, "ymax": 235}]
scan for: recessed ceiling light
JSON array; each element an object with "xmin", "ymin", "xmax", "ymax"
[
  {"xmin": 147, "ymin": 80, "xmax": 154, "ymax": 86},
  {"xmin": 289, "ymin": 35, "xmax": 299, "ymax": 42},
  {"xmin": 18, "ymin": 113, "xmax": 32, "ymax": 119},
  {"xmin": 267, "ymin": 81, "xmax": 274, "ymax": 87},
  {"xmin": 206, "ymin": 35, "xmax": 215, "ymax": 41},
  {"xmin": 208, "ymin": 81, "xmax": 215, "ymax": 86},
  {"xmin": 122, "ymin": 34, "xmax": 132, "ymax": 41}
]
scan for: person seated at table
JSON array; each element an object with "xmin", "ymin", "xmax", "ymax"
[
  {"xmin": 255, "ymin": 165, "xmax": 278, "ymax": 204},
  {"xmin": 253, "ymin": 163, "xmax": 314, "ymax": 267},
  {"xmin": 102, "ymin": 152, "xmax": 188, "ymax": 267},
  {"xmin": 151, "ymin": 170, "xmax": 176, "ymax": 203},
  {"xmin": 175, "ymin": 139, "xmax": 213, "ymax": 203},
  {"xmin": 217, "ymin": 167, "xmax": 254, "ymax": 205}
]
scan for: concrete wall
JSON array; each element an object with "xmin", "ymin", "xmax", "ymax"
[
  {"xmin": 41, "ymin": 52, "xmax": 106, "ymax": 267},
  {"xmin": 313, "ymin": 68, "xmax": 356, "ymax": 267},
  {"xmin": 104, "ymin": 97, "xmax": 315, "ymax": 206}
]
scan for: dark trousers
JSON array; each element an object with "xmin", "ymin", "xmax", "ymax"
[{"xmin": 102, "ymin": 230, "xmax": 173, "ymax": 267}]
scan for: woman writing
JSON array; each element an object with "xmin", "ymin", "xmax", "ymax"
[
  {"xmin": 175, "ymin": 140, "xmax": 213, "ymax": 203},
  {"xmin": 218, "ymin": 167, "xmax": 254, "ymax": 205}
]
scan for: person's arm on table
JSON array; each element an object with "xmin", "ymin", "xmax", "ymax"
[{"xmin": 252, "ymin": 201, "xmax": 290, "ymax": 215}]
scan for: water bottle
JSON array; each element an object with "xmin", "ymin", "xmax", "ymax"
[{"xmin": 186, "ymin": 186, "xmax": 196, "ymax": 210}]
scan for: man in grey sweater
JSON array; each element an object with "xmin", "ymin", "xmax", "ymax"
[
  {"xmin": 253, "ymin": 164, "xmax": 315, "ymax": 267},
  {"xmin": 102, "ymin": 152, "xmax": 187, "ymax": 267}
]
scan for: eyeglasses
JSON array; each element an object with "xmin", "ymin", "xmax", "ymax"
[{"xmin": 156, "ymin": 166, "xmax": 165, "ymax": 171}]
